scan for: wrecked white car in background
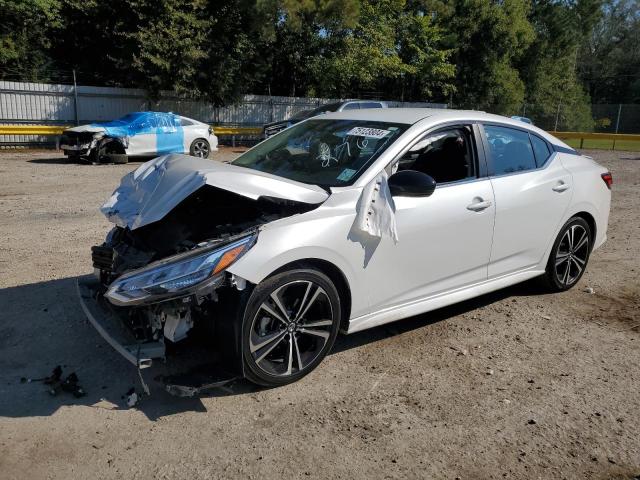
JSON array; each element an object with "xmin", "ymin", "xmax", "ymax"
[
  {"xmin": 60, "ymin": 111, "xmax": 217, "ymax": 163},
  {"xmin": 78, "ymin": 109, "xmax": 611, "ymax": 389}
]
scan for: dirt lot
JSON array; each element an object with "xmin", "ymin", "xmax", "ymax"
[{"xmin": 0, "ymin": 147, "xmax": 638, "ymax": 480}]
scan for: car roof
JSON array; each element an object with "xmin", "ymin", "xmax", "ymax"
[
  {"xmin": 344, "ymin": 99, "xmax": 386, "ymax": 104},
  {"xmin": 319, "ymin": 108, "xmax": 496, "ymax": 124},
  {"xmin": 318, "ymin": 108, "xmax": 567, "ymax": 147},
  {"xmin": 126, "ymin": 111, "xmax": 203, "ymax": 123}
]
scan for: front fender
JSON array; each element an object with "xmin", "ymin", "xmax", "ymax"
[{"xmin": 227, "ymin": 213, "xmax": 370, "ymax": 319}]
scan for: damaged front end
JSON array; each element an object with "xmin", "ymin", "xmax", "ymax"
[
  {"xmin": 79, "ymin": 230, "xmax": 255, "ymax": 370},
  {"xmin": 60, "ymin": 129, "xmax": 128, "ymax": 163},
  {"xmin": 78, "ymin": 154, "xmax": 325, "ymax": 383},
  {"xmin": 60, "ymin": 130, "xmax": 100, "ymax": 157}
]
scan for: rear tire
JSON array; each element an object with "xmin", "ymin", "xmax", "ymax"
[
  {"xmin": 241, "ymin": 268, "xmax": 341, "ymax": 387},
  {"xmin": 542, "ymin": 217, "xmax": 592, "ymax": 292},
  {"xmin": 190, "ymin": 138, "xmax": 210, "ymax": 158}
]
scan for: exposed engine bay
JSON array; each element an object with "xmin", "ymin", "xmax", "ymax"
[{"xmin": 91, "ymin": 184, "xmax": 317, "ymax": 350}]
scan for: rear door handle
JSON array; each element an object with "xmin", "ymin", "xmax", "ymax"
[
  {"xmin": 552, "ymin": 182, "xmax": 570, "ymax": 192},
  {"xmin": 467, "ymin": 200, "xmax": 492, "ymax": 212}
]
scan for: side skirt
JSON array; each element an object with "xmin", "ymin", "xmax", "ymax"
[{"xmin": 346, "ymin": 268, "xmax": 544, "ymax": 334}]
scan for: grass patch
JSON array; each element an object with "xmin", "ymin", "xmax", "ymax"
[{"xmin": 564, "ymin": 138, "xmax": 640, "ymax": 152}]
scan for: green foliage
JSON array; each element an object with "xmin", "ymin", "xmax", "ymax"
[
  {"xmin": 193, "ymin": 1, "xmax": 260, "ymax": 105},
  {"xmin": 436, "ymin": 0, "xmax": 535, "ymax": 113},
  {"xmin": 0, "ymin": 0, "xmax": 62, "ymax": 80},
  {"xmin": 126, "ymin": 0, "xmax": 209, "ymax": 97},
  {"xmin": 311, "ymin": 0, "xmax": 455, "ymax": 100},
  {"xmin": 0, "ymin": 0, "xmax": 632, "ymax": 125},
  {"xmin": 578, "ymin": 0, "xmax": 640, "ymax": 104},
  {"xmin": 314, "ymin": 0, "xmax": 414, "ymax": 97},
  {"xmin": 396, "ymin": 12, "xmax": 456, "ymax": 99},
  {"xmin": 279, "ymin": 0, "xmax": 361, "ymax": 28},
  {"xmin": 517, "ymin": 0, "xmax": 600, "ymax": 131}
]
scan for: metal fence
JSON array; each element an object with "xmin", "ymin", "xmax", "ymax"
[
  {"xmin": 508, "ymin": 102, "xmax": 640, "ymax": 134},
  {"xmin": 0, "ymin": 80, "xmax": 446, "ymax": 147},
  {"xmin": 589, "ymin": 104, "xmax": 640, "ymax": 134}
]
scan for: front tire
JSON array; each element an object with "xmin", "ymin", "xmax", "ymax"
[
  {"xmin": 542, "ymin": 217, "xmax": 592, "ymax": 292},
  {"xmin": 241, "ymin": 268, "xmax": 341, "ymax": 387},
  {"xmin": 190, "ymin": 138, "xmax": 210, "ymax": 158},
  {"xmin": 109, "ymin": 153, "xmax": 129, "ymax": 164}
]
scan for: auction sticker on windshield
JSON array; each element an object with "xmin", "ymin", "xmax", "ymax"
[{"xmin": 346, "ymin": 127, "xmax": 391, "ymax": 139}]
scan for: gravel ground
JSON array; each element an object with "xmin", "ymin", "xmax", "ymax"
[{"xmin": 0, "ymin": 148, "xmax": 638, "ymax": 480}]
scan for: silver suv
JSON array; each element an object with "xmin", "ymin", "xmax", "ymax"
[{"xmin": 263, "ymin": 100, "xmax": 388, "ymax": 138}]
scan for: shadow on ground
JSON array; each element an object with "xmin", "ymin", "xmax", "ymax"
[
  {"xmin": 0, "ymin": 275, "xmax": 547, "ymax": 421},
  {"xmin": 27, "ymin": 157, "xmax": 147, "ymax": 165},
  {"xmin": 27, "ymin": 156, "xmax": 78, "ymax": 165}
]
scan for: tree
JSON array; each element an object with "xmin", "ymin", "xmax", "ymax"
[
  {"xmin": 518, "ymin": 0, "xmax": 600, "ymax": 131},
  {"xmin": 578, "ymin": 0, "xmax": 640, "ymax": 104},
  {"xmin": 395, "ymin": 10, "xmax": 456, "ymax": 101},
  {"xmin": 0, "ymin": 0, "xmax": 62, "ymax": 81},
  {"xmin": 1, "ymin": 0, "xmax": 630, "ymax": 119},
  {"xmin": 440, "ymin": 0, "xmax": 535, "ymax": 114},
  {"xmin": 51, "ymin": 0, "xmax": 210, "ymax": 95},
  {"xmin": 309, "ymin": 0, "xmax": 455, "ymax": 100}
]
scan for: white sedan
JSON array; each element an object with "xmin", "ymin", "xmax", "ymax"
[
  {"xmin": 79, "ymin": 108, "xmax": 611, "ymax": 389},
  {"xmin": 60, "ymin": 111, "xmax": 217, "ymax": 163}
]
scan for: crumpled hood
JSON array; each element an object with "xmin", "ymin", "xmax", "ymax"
[
  {"xmin": 65, "ymin": 124, "xmax": 107, "ymax": 134},
  {"xmin": 66, "ymin": 119, "xmax": 132, "ymax": 137},
  {"xmin": 101, "ymin": 154, "xmax": 329, "ymax": 230}
]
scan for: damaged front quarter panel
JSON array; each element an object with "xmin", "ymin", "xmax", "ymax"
[{"xmin": 81, "ymin": 154, "xmax": 326, "ymax": 382}]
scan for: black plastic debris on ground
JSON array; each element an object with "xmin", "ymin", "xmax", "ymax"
[{"xmin": 20, "ymin": 365, "xmax": 87, "ymax": 398}]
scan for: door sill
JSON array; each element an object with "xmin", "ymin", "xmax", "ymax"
[{"xmin": 347, "ymin": 267, "xmax": 543, "ymax": 333}]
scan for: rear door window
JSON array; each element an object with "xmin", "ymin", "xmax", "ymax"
[
  {"xmin": 342, "ymin": 103, "xmax": 360, "ymax": 110},
  {"xmin": 530, "ymin": 134, "xmax": 551, "ymax": 166},
  {"xmin": 484, "ymin": 125, "xmax": 536, "ymax": 176}
]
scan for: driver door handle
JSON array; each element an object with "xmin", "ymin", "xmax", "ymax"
[
  {"xmin": 552, "ymin": 181, "xmax": 570, "ymax": 193},
  {"xmin": 467, "ymin": 199, "xmax": 492, "ymax": 212}
]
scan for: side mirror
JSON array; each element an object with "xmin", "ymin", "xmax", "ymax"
[{"xmin": 388, "ymin": 170, "xmax": 436, "ymax": 197}]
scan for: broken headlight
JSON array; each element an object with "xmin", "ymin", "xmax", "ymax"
[{"xmin": 105, "ymin": 234, "xmax": 256, "ymax": 306}]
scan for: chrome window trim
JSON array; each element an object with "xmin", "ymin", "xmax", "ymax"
[{"xmin": 435, "ymin": 176, "xmax": 490, "ymax": 189}]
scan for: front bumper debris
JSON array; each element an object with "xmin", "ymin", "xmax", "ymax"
[
  {"xmin": 76, "ymin": 275, "xmax": 165, "ymax": 368},
  {"xmin": 77, "ymin": 274, "xmax": 241, "ymax": 397},
  {"xmin": 61, "ymin": 144, "xmax": 90, "ymax": 151}
]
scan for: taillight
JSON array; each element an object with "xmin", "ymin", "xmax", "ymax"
[{"xmin": 601, "ymin": 172, "xmax": 613, "ymax": 190}]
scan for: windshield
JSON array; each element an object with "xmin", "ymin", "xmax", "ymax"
[{"xmin": 232, "ymin": 119, "xmax": 409, "ymax": 187}]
